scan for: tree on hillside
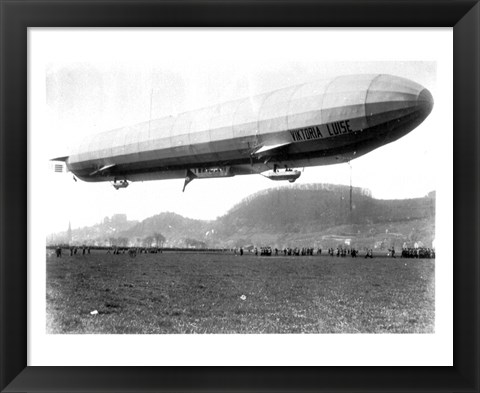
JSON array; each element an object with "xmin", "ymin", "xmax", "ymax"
[
  {"xmin": 117, "ymin": 237, "xmax": 129, "ymax": 247},
  {"xmin": 153, "ymin": 232, "xmax": 166, "ymax": 248},
  {"xmin": 143, "ymin": 236, "xmax": 154, "ymax": 248}
]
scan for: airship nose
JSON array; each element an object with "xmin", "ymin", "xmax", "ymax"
[{"xmin": 417, "ymin": 88, "xmax": 434, "ymax": 117}]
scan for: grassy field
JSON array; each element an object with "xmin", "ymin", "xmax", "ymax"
[{"xmin": 46, "ymin": 250, "xmax": 434, "ymax": 334}]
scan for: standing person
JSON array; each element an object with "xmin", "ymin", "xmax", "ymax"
[{"xmin": 389, "ymin": 247, "xmax": 396, "ymax": 258}]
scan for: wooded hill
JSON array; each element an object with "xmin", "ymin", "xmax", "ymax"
[
  {"xmin": 213, "ymin": 184, "xmax": 435, "ymax": 249},
  {"xmin": 50, "ymin": 184, "xmax": 435, "ymax": 250}
]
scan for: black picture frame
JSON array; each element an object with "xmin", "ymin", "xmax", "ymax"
[{"xmin": 1, "ymin": 1, "xmax": 478, "ymax": 392}]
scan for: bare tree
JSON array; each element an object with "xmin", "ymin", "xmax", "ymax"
[
  {"xmin": 143, "ymin": 236, "xmax": 154, "ymax": 248},
  {"xmin": 153, "ymin": 232, "xmax": 166, "ymax": 248}
]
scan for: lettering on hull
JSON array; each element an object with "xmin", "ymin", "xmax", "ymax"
[
  {"xmin": 290, "ymin": 125, "xmax": 324, "ymax": 142},
  {"xmin": 192, "ymin": 166, "xmax": 233, "ymax": 178},
  {"xmin": 290, "ymin": 120, "xmax": 356, "ymax": 142}
]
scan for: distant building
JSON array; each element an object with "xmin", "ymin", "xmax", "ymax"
[
  {"xmin": 111, "ymin": 214, "xmax": 127, "ymax": 224},
  {"xmin": 103, "ymin": 214, "xmax": 127, "ymax": 225}
]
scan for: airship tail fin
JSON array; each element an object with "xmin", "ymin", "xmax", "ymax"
[
  {"xmin": 90, "ymin": 163, "xmax": 116, "ymax": 176},
  {"xmin": 254, "ymin": 141, "xmax": 291, "ymax": 156},
  {"xmin": 50, "ymin": 156, "xmax": 69, "ymax": 162},
  {"xmin": 50, "ymin": 156, "xmax": 69, "ymax": 174}
]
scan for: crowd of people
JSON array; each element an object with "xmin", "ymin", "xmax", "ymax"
[
  {"xmin": 233, "ymin": 245, "xmax": 435, "ymax": 259},
  {"xmin": 53, "ymin": 244, "xmax": 435, "ymax": 260},
  {"xmin": 55, "ymin": 245, "xmax": 91, "ymax": 257},
  {"xmin": 234, "ymin": 246, "xmax": 365, "ymax": 257},
  {"xmin": 401, "ymin": 247, "xmax": 435, "ymax": 259},
  {"xmin": 280, "ymin": 247, "xmax": 317, "ymax": 256},
  {"xmin": 53, "ymin": 245, "xmax": 164, "ymax": 257},
  {"xmin": 106, "ymin": 246, "xmax": 162, "ymax": 255}
]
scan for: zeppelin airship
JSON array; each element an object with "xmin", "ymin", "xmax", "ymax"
[{"xmin": 52, "ymin": 74, "xmax": 433, "ymax": 191}]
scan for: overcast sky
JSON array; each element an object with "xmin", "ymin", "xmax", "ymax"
[{"xmin": 30, "ymin": 28, "xmax": 452, "ymax": 234}]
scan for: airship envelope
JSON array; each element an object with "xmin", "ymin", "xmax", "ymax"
[{"xmin": 53, "ymin": 74, "xmax": 433, "ymax": 190}]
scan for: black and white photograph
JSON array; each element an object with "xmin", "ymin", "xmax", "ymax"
[{"xmin": 28, "ymin": 28, "xmax": 452, "ymax": 366}]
